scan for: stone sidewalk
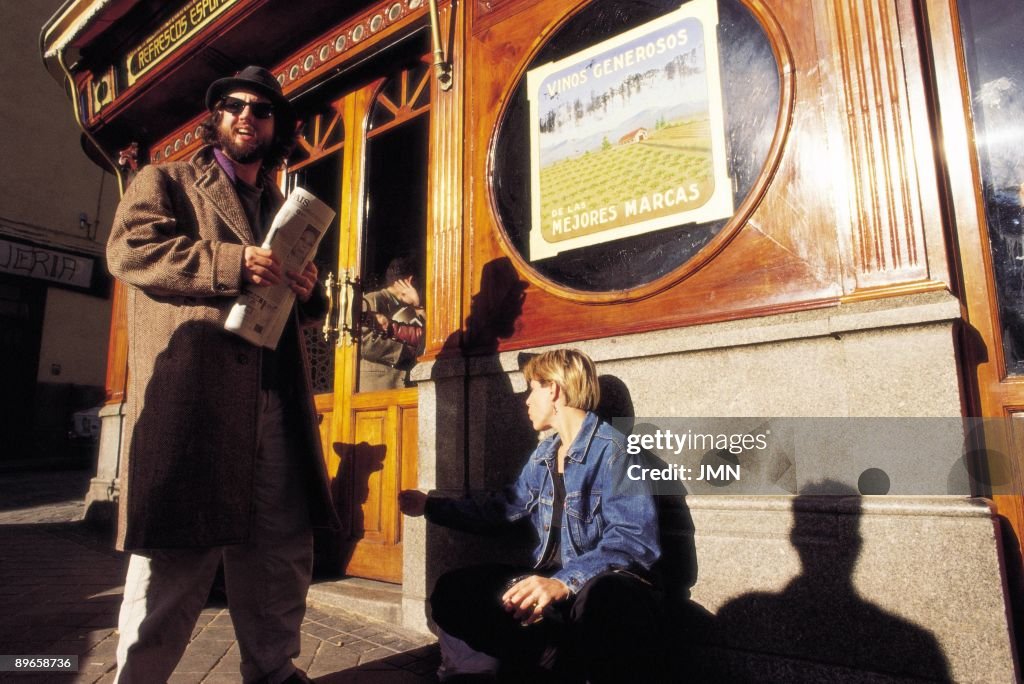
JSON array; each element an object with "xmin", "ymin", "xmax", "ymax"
[{"xmin": 0, "ymin": 470, "xmax": 440, "ymax": 683}]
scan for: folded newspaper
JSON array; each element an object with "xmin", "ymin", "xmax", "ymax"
[{"xmin": 225, "ymin": 187, "xmax": 336, "ymax": 349}]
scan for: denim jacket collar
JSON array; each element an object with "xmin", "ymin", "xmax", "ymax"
[{"xmin": 532, "ymin": 411, "xmax": 601, "ymax": 466}]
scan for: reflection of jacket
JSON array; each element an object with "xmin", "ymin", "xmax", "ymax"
[
  {"xmin": 359, "ymin": 288, "xmax": 424, "ymax": 390},
  {"xmin": 106, "ymin": 146, "xmax": 336, "ymax": 551},
  {"xmin": 426, "ymin": 411, "xmax": 661, "ymax": 592}
]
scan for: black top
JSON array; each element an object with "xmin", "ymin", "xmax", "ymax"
[{"xmin": 539, "ymin": 470, "xmax": 566, "ymax": 570}]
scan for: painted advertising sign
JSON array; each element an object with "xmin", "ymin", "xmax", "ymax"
[
  {"xmin": 527, "ymin": 0, "xmax": 733, "ymax": 260},
  {"xmin": 0, "ymin": 238, "xmax": 95, "ymax": 289},
  {"xmin": 126, "ymin": 0, "xmax": 238, "ymax": 86}
]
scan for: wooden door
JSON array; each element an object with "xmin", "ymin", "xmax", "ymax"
[
  {"xmin": 0, "ymin": 276, "xmax": 45, "ymax": 462},
  {"xmin": 290, "ymin": 57, "xmax": 431, "ymax": 583},
  {"xmin": 928, "ymin": 0, "xmax": 1024, "ymax": 547}
]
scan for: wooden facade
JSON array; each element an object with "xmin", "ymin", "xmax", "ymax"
[{"xmin": 42, "ymin": 0, "xmax": 1024, "ymax": 669}]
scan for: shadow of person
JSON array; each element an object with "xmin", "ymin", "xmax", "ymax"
[
  {"xmin": 423, "ymin": 257, "xmax": 534, "ymax": 589},
  {"xmin": 322, "ymin": 441, "xmax": 387, "ymax": 575},
  {"xmin": 431, "ymin": 256, "xmax": 531, "ymax": 501},
  {"xmin": 596, "ymin": 380, "xmax": 700, "ymax": 601},
  {"xmin": 465, "ymin": 259, "xmax": 535, "ymax": 490},
  {"xmin": 462, "ymin": 257, "xmax": 528, "ymax": 355},
  {"xmin": 714, "ymin": 481, "xmax": 951, "ymax": 682},
  {"xmin": 597, "ymin": 380, "xmax": 712, "ymax": 680}
]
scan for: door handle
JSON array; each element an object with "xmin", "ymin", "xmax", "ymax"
[
  {"xmin": 322, "ymin": 270, "xmax": 361, "ymax": 348},
  {"xmin": 340, "ymin": 269, "xmax": 362, "ymax": 346},
  {"xmin": 322, "ymin": 271, "xmax": 341, "ymax": 346}
]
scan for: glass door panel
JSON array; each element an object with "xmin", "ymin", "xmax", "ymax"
[
  {"xmin": 356, "ymin": 59, "xmax": 431, "ymax": 394},
  {"xmin": 957, "ymin": 0, "xmax": 1024, "ymax": 375}
]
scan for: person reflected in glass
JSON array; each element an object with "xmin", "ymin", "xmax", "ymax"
[{"xmin": 359, "ymin": 256, "xmax": 425, "ymax": 391}]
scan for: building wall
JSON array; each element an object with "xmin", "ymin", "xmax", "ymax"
[
  {"xmin": 36, "ymin": 289, "xmax": 113, "ymax": 386},
  {"xmin": 1, "ymin": 0, "xmax": 119, "ymax": 466},
  {"xmin": 404, "ymin": 291, "xmax": 1018, "ymax": 681},
  {"xmin": 0, "ymin": 2, "xmax": 116, "ymax": 250}
]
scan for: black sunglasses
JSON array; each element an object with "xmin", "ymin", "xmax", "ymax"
[{"xmin": 219, "ymin": 96, "xmax": 274, "ymax": 119}]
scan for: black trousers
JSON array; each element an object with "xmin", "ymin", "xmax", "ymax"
[{"xmin": 431, "ymin": 564, "xmax": 667, "ymax": 683}]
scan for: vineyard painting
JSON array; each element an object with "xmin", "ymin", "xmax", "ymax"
[{"xmin": 527, "ymin": 0, "xmax": 734, "ymax": 260}]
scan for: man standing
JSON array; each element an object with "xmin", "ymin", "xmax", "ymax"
[{"xmin": 107, "ymin": 66, "xmax": 336, "ymax": 684}]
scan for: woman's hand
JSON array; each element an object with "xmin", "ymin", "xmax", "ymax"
[
  {"xmin": 501, "ymin": 575, "xmax": 571, "ymax": 625},
  {"xmin": 398, "ymin": 489, "xmax": 427, "ymax": 517}
]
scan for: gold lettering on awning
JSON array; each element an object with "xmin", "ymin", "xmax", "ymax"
[{"xmin": 125, "ymin": 0, "xmax": 237, "ymax": 86}]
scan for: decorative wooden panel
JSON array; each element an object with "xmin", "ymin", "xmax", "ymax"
[
  {"xmin": 290, "ymin": 102, "xmax": 347, "ymax": 170},
  {"xmin": 352, "ymin": 409, "xmax": 389, "ymax": 542},
  {"xmin": 315, "ymin": 392, "xmax": 335, "ymax": 465},
  {"xmin": 398, "ymin": 405, "xmax": 419, "ymax": 544},
  {"xmin": 427, "ymin": 0, "xmax": 466, "ymax": 356},
  {"xmin": 823, "ymin": 0, "xmax": 931, "ymax": 290},
  {"xmin": 472, "ymin": 0, "xmax": 545, "ymax": 34},
  {"xmin": 461, "ymin": 0, "xmax": 952, "ymax": 354},
  {"xmin": 341, "ymin": 388, "xmax": 419, "ymax": 583}
]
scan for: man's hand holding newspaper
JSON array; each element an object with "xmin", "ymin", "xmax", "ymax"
[
  {"xmin": 225, "ymin": 187, "xmax": 336, "ymax": 349},
  {"xmin": 242, "ymin": 247, "xmax": 318, "ymax": 299}
]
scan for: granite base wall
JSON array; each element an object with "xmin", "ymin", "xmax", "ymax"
[{"xmin": 403, "ymin": 292, "xmax": 1019, "ymax": 680}]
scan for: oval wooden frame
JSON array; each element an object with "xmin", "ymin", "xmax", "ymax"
[{"xmin": 484, "ymin": 0, "xmax": 795, "ymax": 305}]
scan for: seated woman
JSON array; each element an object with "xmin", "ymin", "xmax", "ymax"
[{"xmin": 399, "ymin": 348, "xmax": 664, "ymax": 682}]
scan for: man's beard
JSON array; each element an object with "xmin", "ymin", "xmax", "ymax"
[{"xmin": 217, "ymin": 126, "xmax": 270, "ymax": 165}]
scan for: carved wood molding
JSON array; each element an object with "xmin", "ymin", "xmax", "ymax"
[
  {"xmin": 472, "ymin": 0, "xmax": 545, "ymax": 35},
  {"xmin": 150, "ymin": 0, "xmax": 430, "ymax": 165},
  {"xmin": 427, "ymin": 0, "xmax": 465, "ymax": 357},
  {"xmin": 826, "ymin": 0, "xmax": 930, "ymax": 289}
]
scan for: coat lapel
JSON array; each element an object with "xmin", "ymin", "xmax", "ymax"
[{"xmin": 192, "ymin": 150, "xmax": 254, "ymax": 244}]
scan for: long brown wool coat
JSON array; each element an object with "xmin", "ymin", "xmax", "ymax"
[{"xmin": 107, "ymin": 146, "xmax": 336, "ymax": 551}]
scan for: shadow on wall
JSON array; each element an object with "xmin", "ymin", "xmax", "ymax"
[
  {"xmin": 432, "ymin": 256, "xmax": 533, "ymax": 494},
  {"xmin": 425, "ymin": 257, "xmax": 535, "ymax": 593},
  {"xmin": 597, "ymin": 378, "xmax": 700, "ymax": 604},
  {"xmin": 321, "ymin": 441, "xmax": 387, "ymax": 576},
  {"xmin": 707, "ymin": 481, "xmax": 951, "ymax": 682},
  {"xmin": 419, "ymin": 258, "xmax": 951, "ymax": 680},
  {"xmin": 421, "ymin": 260, "xmax": 707, "ymax": 648}
]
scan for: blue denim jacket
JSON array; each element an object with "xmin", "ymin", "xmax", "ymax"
[{"xmin": 426, "ymin": 411, "xmax": 661, "ymax": 593}]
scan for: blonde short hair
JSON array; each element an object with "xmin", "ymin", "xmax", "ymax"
[{"xmin": 523, "ymin": 348, "xmax": 600, "ymax": 411}]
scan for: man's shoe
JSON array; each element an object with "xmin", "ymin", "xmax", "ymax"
[
  {"xmin": 254, "ymin": 670, "xmax": 314, "ymax": 684},
  {"xmin": 279, "ymin": 671, "xmax": 315, "ymax": 684}
]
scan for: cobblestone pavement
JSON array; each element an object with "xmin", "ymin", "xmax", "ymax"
[{"xmin": 0, "ymin": 469, "xmax": 440, "ymax": 683}]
